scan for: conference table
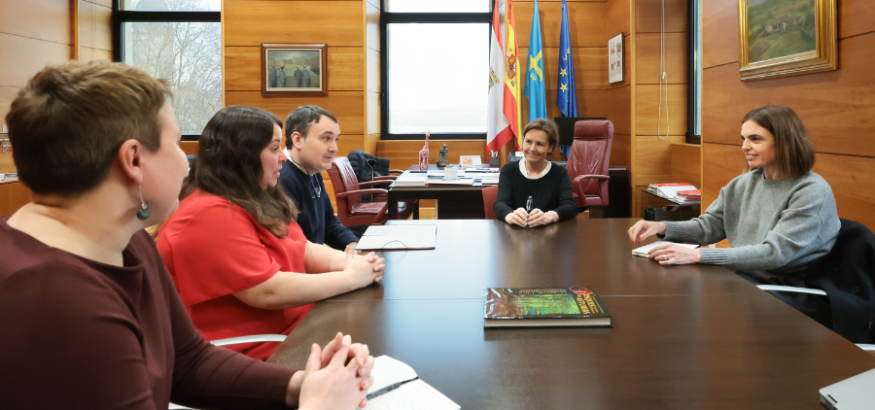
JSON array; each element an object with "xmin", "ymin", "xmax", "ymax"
[{"xmin": 268, "ymin": 219, "xmax": 875, "ymax": 409}]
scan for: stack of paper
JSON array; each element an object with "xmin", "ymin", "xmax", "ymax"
[
  {"xmin": 393, "ymin": 171, "xmax": 429, "ymax": 187},
  {"xmin": 355, "ymin": 225, "xmax": 437, "ymax": 251},
  {"xmin": 632, "ymin": 241, "xmax": 699, "ymax": 257}
]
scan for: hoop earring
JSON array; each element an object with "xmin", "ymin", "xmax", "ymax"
[{"xmin": 136, "ymin": 185, "xmax": 151, "ymax": 221}]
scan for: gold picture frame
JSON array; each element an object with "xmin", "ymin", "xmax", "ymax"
[{"xmin": 738, "ymin": 0, "xmax": 837, "ymax": 81}]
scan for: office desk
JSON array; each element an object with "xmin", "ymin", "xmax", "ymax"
[
  {"xmin": 387, "ymin": 165, "xmax": 490, "ymax": 220},
  {"xmin": 269, "ymin": 219, "xmax": 875, "ymax": 409}
]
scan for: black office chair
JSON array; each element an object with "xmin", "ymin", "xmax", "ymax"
[{"xmin": 757, "ymin": 219, "xmax": 875, "ymax": 349}]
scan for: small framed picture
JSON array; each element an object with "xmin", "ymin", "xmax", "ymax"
[
  {"xmin": 459, "ymin": 155, "xmax": 482, "ymax": 167},
  {"xmin": 261, "ymin": 43, "xmax": 328, "ymax": 97},
  {"xmin": 608, "ymin": 33, "xmax": 624, "ymax": 84}
]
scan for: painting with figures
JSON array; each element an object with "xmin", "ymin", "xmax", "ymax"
[{"xmin": 261, "ymin": 43, "xmax": 327, "ymax": 96}]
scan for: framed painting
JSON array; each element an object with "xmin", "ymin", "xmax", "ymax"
[
  {"xmin": 608, "ymin": 33, "xmax": 624, "ymax": 84},
  {"xmin": 261, "ymin": 43, "xmax": 328, "ymax": 97},
  {"xmin": 738, "ymin": 0, "xmax": 836, "ymax": 81}
]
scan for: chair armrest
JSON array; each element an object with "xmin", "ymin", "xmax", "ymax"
[
  {"xmin": 572, "ymin": 175, "xmax": 611, "ymax": 184},
  {"xmin": 210, "ymin": 334, "xmax": 287, "ymax": 346},
  {"xmin": 757, "ymin": 284, "xmax": 828, "ymax": 296},
  {"xmin": 336, "ymin": 188, "xmax": 389, "ymax": 198},
  {"xmin": 388, "ymin": 169, "xmax": 405, "ymax": 175},
  {"xmin": 374, "ymin": 175, "xmax": 398, "ymax": 181},
  {"xmin": 359, "ymin": 180, "xmax": 393, "ymax": 187}
]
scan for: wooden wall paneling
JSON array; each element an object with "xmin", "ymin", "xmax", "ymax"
[
  {"xmin": 224, "ymin": 1, "xmax": 364, "ymax": 47},
  {"xmin": 702, "ymin": 33, "xmax": 875, "ymax": 157},
  {"xmin": 515, "ymin": 1, "xmax": 607, "ymax": 48},
  {"xmin": 580, "ymin": 87, "xmax": 631, "ymax": 135},
  {"xmin": 337, "ymin": 134, "xmax": 364, "ymax": 156},
  {"xmin": 78, "ymin": 47, "xmax": 112, "ymax": 62},
  {"xmin": 72, "ymin": 0, "xmax": 80, "ymax": 60},
  {"xmin": 607, "ymin": 0, "xmax": 630, "ymax": 38},
  {"xmin": 0, "ymin": 150, "xmax": 16, "ymax": 174},
  {"xmin": 634, "ymin": 84, "xmax": 687, "ymax": 136},
  {"xmin": 838, "ymin": 0, "xmax": 875, "ymax": 39},
  {"xmin": 633, "ymin": 134, "xmax": 685, "ymax": 182},
  {"xmin": 670, "ymin": 143, "xmax": 701, "ymax": 188},
  {"xmin": 79, "ymin": 0, "xmax": 112, "ymax": 52},
  {"xmin": 700, "ymin": 143, "xmax": 743, "ymax": 213},
  {"xmin": 0, "ymin": 0, "xmax": 71, "ymax": 45},
  {"xmin": 519, "ymin": 47, "xmax": 608, "ymax": 90},
  {"xmin": 701, "ymin": 0, "xmax": 737, "ymax": 69},
  {"xmin": 0, "ymin": 34, "xmax": 71, "ymax": 87},
  {"xmin": 0, "ymin": 182, "xmax": 32, "ymax": 217},
  {"xmin": 1, "ymin": 86, "xmax": 20, "ymax": 131},
  {"xmin": 635, "ymin": 0, "xmax": 688, "ymax": 33},
  {"xmin": 635, "ymin": 33, "xmax": 688, "ymax": 84},
  {"xmin": 225, "ymin": 91, "xmax": 365, "ymax": 134},
  {"xmin": 611, "ymin": 133, "xmax": 631, "ymax": 168},
  {"xmin": 814, "ymin": 152, "xmax": 875, "ymax": 231},
  {"xmin": 364, "ymin": 133, "xmax": 380, "ymax": 158},
  {"xmin": 224, "ymin": 46, "xmax": 364, "ymax": 91},
  {"xmin": 377, "ymin": 140, "xmax": 487, "ymax": 167}
]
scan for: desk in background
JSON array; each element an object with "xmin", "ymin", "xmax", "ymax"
[
  {"xmin": 269, "ymin": 219, "xmax": 875, "ymax": 409},
  {"xmin": 387, "ymin": 165, "xmax": 489, "ymax": 220}
]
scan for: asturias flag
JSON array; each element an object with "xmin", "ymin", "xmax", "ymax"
[
  {"xmin": 557, "ymin": 0, "xmax": 578, "ymax": 119},
  {"xmin": 487, "ymin": 0, "xmax": 513, "ymax": 153},
  {"xmin": 525, "ymin": 0, "xmax": 547, "ymax": 125},
  {"xmin": 503, "ymin": 0, "xmax": 523, "ymax": 149}
]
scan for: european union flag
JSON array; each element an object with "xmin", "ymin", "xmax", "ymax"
[
  {"xmin": 556, "ymin": 0, "xmax": 577, "ymax": 157},
  {"xmin": 525, "ymin": 0, "xmax": 547, "ymax": 124}
]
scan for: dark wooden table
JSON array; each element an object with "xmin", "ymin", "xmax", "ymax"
[
  {"xmin": 269, "ymin": 219, "xmax": 875, "ymax": 409},
  {"xmin": 387, "ymin": 165, "xmax": 490, "ymax": 220}
]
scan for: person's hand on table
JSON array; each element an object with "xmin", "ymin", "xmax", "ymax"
[
  {"xmin": 504, "ymin": 208, "xmax": 528, "ymax": 228},
  {"xmin": 648, "ymin": 243, "xmax": 701, "ymax": 266},
  {"xmin": 627, "ymin": 220, "xmax": 666, "ymax": 243},
  {"xmin": 526, "ymin": 209, "xmax": 555, "ymax": 228},
  {"xmin": 294, "ymin": 333, "xmax": 374, "ymax": 410},
  {"xmin": 343, "ymin": 246, "xmax": 385, "ymax": 285}
]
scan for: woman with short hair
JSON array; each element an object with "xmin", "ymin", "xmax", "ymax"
[
  {"xmin": 0, "ymin": 61, "xmax": 373, "ymax": 409},
  {"xmin": 628, "ymin": 105, "xmax": 840, "ymax": 284},
  {"xmin": 494, "ymin": 118, "xmax": 578, "ymax": 227},
  {"xmin": 157, "ymin": 105, "xmax": 385, "ymax": 361}
]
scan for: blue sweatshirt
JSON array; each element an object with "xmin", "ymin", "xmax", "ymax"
[{"xmin": 278, "ymin": 161, "xmax": 358, "ymax": 249}]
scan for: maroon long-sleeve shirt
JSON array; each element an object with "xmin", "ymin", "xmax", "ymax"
[{"xmin": 0, "ymin": 216, "xmax": 297, "ymax": 409}]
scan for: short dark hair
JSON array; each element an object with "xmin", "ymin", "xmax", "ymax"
[
  {"xmin": 742, "ymin": 105, "xmax": 815, "ymax": 179},
  {"xmin": 522, "ymin": 118, "xmax": 560, "ymax": 152},
  {"xmin": 284, "ymin": 105, "xmax": 338, "ymax": 149},
  {"xmin": 6, "ymin": 61, "xmax": 171, "ymax": 196},
  {"xmin": 183, "ymin": 106, "xmax": 298, "ymax": 237}
]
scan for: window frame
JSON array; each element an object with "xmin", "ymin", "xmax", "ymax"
[
  {"xmin": 380, "ymin": 1, "xmax": 493, "ymax": 140},
  {"xmin": 111, "ymin": 0, "xmax": 221, "ymax": 141},
  {"xmin": 686, "ymin": 0, "xmax": 702, "ymax": 144}
]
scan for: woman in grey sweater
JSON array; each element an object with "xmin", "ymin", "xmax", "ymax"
[{"xmin": 627, "ymin": 105, "xmax": 840, "ymax": 284}]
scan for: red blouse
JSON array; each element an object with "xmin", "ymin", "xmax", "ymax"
[{"xmin": 158, "ymin": 190, "xmax": 313, "ymax": 360}]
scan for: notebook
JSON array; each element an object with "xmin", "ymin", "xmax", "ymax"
[
  {"xmin": 820, "ymin": 367, "xmax": 875, "ymax": 410},
  {"xmin": 355, "ymin": 225, "xmax": 437, "ymax": 251},
  {"xmin": 366, "ymin": 355, "xmax": 460, "ymax": 410},
  {"xmin": 631, "ymin": 241, "xmax": 699, "ymax": 257}
]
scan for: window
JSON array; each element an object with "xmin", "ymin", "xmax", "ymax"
[
  {"xmin": 382, "ymin": 1, "xmax": 492, "ymax": 139},
  {"xmin": 687, "ymin": 0, "xmax": 702, "ymax": 144},
  {"xmin": 113, "ymin": 0, "xmax": 222, "ymax": 137}
]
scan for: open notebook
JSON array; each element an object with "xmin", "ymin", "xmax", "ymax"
[
  {"xmin": 355, "ymin": 225, "xmax": 437, "ymax": 251},
  {"xmin": 632, "ymin": 241, "xmax": 699, "ymax": 257},
  {"xmin": 366, "ymin": 355, "xmax": 460, "ymax": 410}
]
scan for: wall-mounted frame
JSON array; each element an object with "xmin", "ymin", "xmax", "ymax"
[
  {"xmin": 738, "ymin": 0, "xmax": 836, "ymax": 81},
  {"xmin": 608, "ymin": 33, "xmax": 624, "ymax": 84},
  {"xmin": 260, "ymin": 43, "xmax": 328, "ymax": 97}
]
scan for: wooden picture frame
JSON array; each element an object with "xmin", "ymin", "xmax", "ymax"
[
  {"xmin": 261, "ymin": 43, "xmax": 328, "ymax": 97},
  {"xmin": 738, "ymin": 0, "xmax": 836, "ymax": 81},
  {"xmin": 608, "ymin": 33, "xmax": 624, "ymax": 84}
]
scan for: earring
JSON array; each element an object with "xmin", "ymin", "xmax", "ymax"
[{"xmin": 136, "ymin": 185, "xmax": 151, "ymax": 221}]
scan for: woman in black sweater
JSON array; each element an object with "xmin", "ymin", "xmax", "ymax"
[{"xmin": 494, "ymin": 119, "xmax": 578, "ymax": 227}]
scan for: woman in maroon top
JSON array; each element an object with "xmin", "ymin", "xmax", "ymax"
[{"xmin": 0, "ymin": 61, "xmax": 374, "ymax": 410}]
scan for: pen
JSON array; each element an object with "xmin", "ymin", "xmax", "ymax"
[
  {"xmin": 525, "ymin": 196, "xmax": 533, "ymax": 228},
  {"xmin": 366, "ymin": 378, "xmax": 419, "ymax": 400}
]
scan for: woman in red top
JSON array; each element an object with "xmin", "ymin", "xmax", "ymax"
[{"xmin": 158, "ymin": 106, "xmax": 385, "ymax": 360}]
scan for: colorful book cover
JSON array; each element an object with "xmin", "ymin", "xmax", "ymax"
[{"xmin": 483, "ymin": 286, "xmax": 612, "ymax": 327}]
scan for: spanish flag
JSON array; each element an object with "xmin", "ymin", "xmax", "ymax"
[
  {"xmin": 487, "ymin": 0, "xmax": 513, "ymax": 153},
  {"xmin": 503, "ymin": 0, "xmax": 523, "ymax": 149}
]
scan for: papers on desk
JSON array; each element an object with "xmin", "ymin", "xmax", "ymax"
[
  {"xmin": 366, "ymin": 356, "xmax": 460, "ymax": 410},
  {"xmin": 632, "ymin": 241, "xmax": 699, "ymax": 257},
  {"xmin": 355, "ymin": 225, "xmax": 437, "ymax": 251},
  {"xmin": 425, "ymin": 179, "xmax": 474, "ymax": 186},
  {"xmin": 394, "ymin": 172, "xmax": 429, "ymax": 187}
]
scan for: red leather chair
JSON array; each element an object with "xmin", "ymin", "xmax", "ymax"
[
  {"xmin": 326, "ymin": 157, "xmax": 417, "ymax": 226},
  {"xmin": 566, "ymin": 120, "xmax": 614, "ymax": 211},
  {"xmin": 482, "ymin": 185, "xmax": 499, "ymax": 220}
]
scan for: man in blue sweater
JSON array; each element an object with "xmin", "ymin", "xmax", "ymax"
[{"xmin": 279, "ymin": 105, "xmax": 358, "ymax": 250}]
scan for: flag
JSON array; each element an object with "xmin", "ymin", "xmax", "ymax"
[
  {"xmin": 556, "ymin": 0, "xmax": 578, "ymax": 157},
  {"xmin": 524, "ymin": 0, "xmax": 547, "ymax": 125},
  {"xmin": 487, "ymin": 0, "xmax": 513, "ymax": 153},
  {"xmin": 503, "ymin": 0, "xmax": 523, "ymax": 149}
]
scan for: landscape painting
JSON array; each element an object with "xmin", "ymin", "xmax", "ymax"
[{"xmin": 746, "ymin": 0, "xmax": 816, "ymax": 63}]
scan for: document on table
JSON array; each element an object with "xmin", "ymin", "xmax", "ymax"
[
  {"xmin": 632, "ymin": 241, "xmax": 699, "ymax": 257},
  {"xmin": 355, "ymin": 225, "xmax": 437, "ymax": 251},
  {"xmin": 366, "ymin": 356, "xmax": 460, "ymax": 410}
]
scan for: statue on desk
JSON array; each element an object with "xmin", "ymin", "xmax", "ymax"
[
  {"xmin": 418, "ymin": 131, "xmax": 430, "ymax": 170},
  {"xmin": 436, "ymin": 144, "xmax": 449, "ymax": 168}
]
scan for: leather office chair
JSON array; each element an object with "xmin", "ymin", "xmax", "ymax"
[
  {"xmin": 756, "ymin": 219, "xmax": 875, "ymax": 350},
  {"xmin": 482, "ymin": 185, "xmax": 499, "ymax": 220},
  {"xmin": 566, "ymin": 120, "xmax": 614, "ymax": 215},
  {"xmin": 326, "ymin": 157, "xmax": 417, "ymax": 227}
]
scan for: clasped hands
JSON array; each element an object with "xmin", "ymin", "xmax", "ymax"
[
  {"xmin": 505, "ymin": 208, "xmax": 557, "ymax": 228},
  {"xmin": 627, "ymin": 220, "xmax": 701, "ymax": 266},
  {"xmin": 343, "ymin": 244, "xmax": 385, "ymax": 285},
  {"xmin": 290, "ymin": 332, "xmax": 375, "ymax": 410}
]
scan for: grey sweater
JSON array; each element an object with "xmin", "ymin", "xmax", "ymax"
[{"xmin": 663, "ymin": 168, "xmax": 840, "ymax": 276}]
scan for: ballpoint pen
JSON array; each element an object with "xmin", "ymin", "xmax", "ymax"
[{"xmin": 525, "ymin": 195, "xmax": 533, "ymax": 228}]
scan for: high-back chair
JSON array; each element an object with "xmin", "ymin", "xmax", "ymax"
[
  {"xmin": 326, "ymin": 157, "xmax": 416, "ymax": 226},
  {"xmin": 566, "ymin": 120, "xmax": 614, "ymax": 211},
  {"xmin": 482, "ymin": 185, "xmax": 499, "ymax": 220}
]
